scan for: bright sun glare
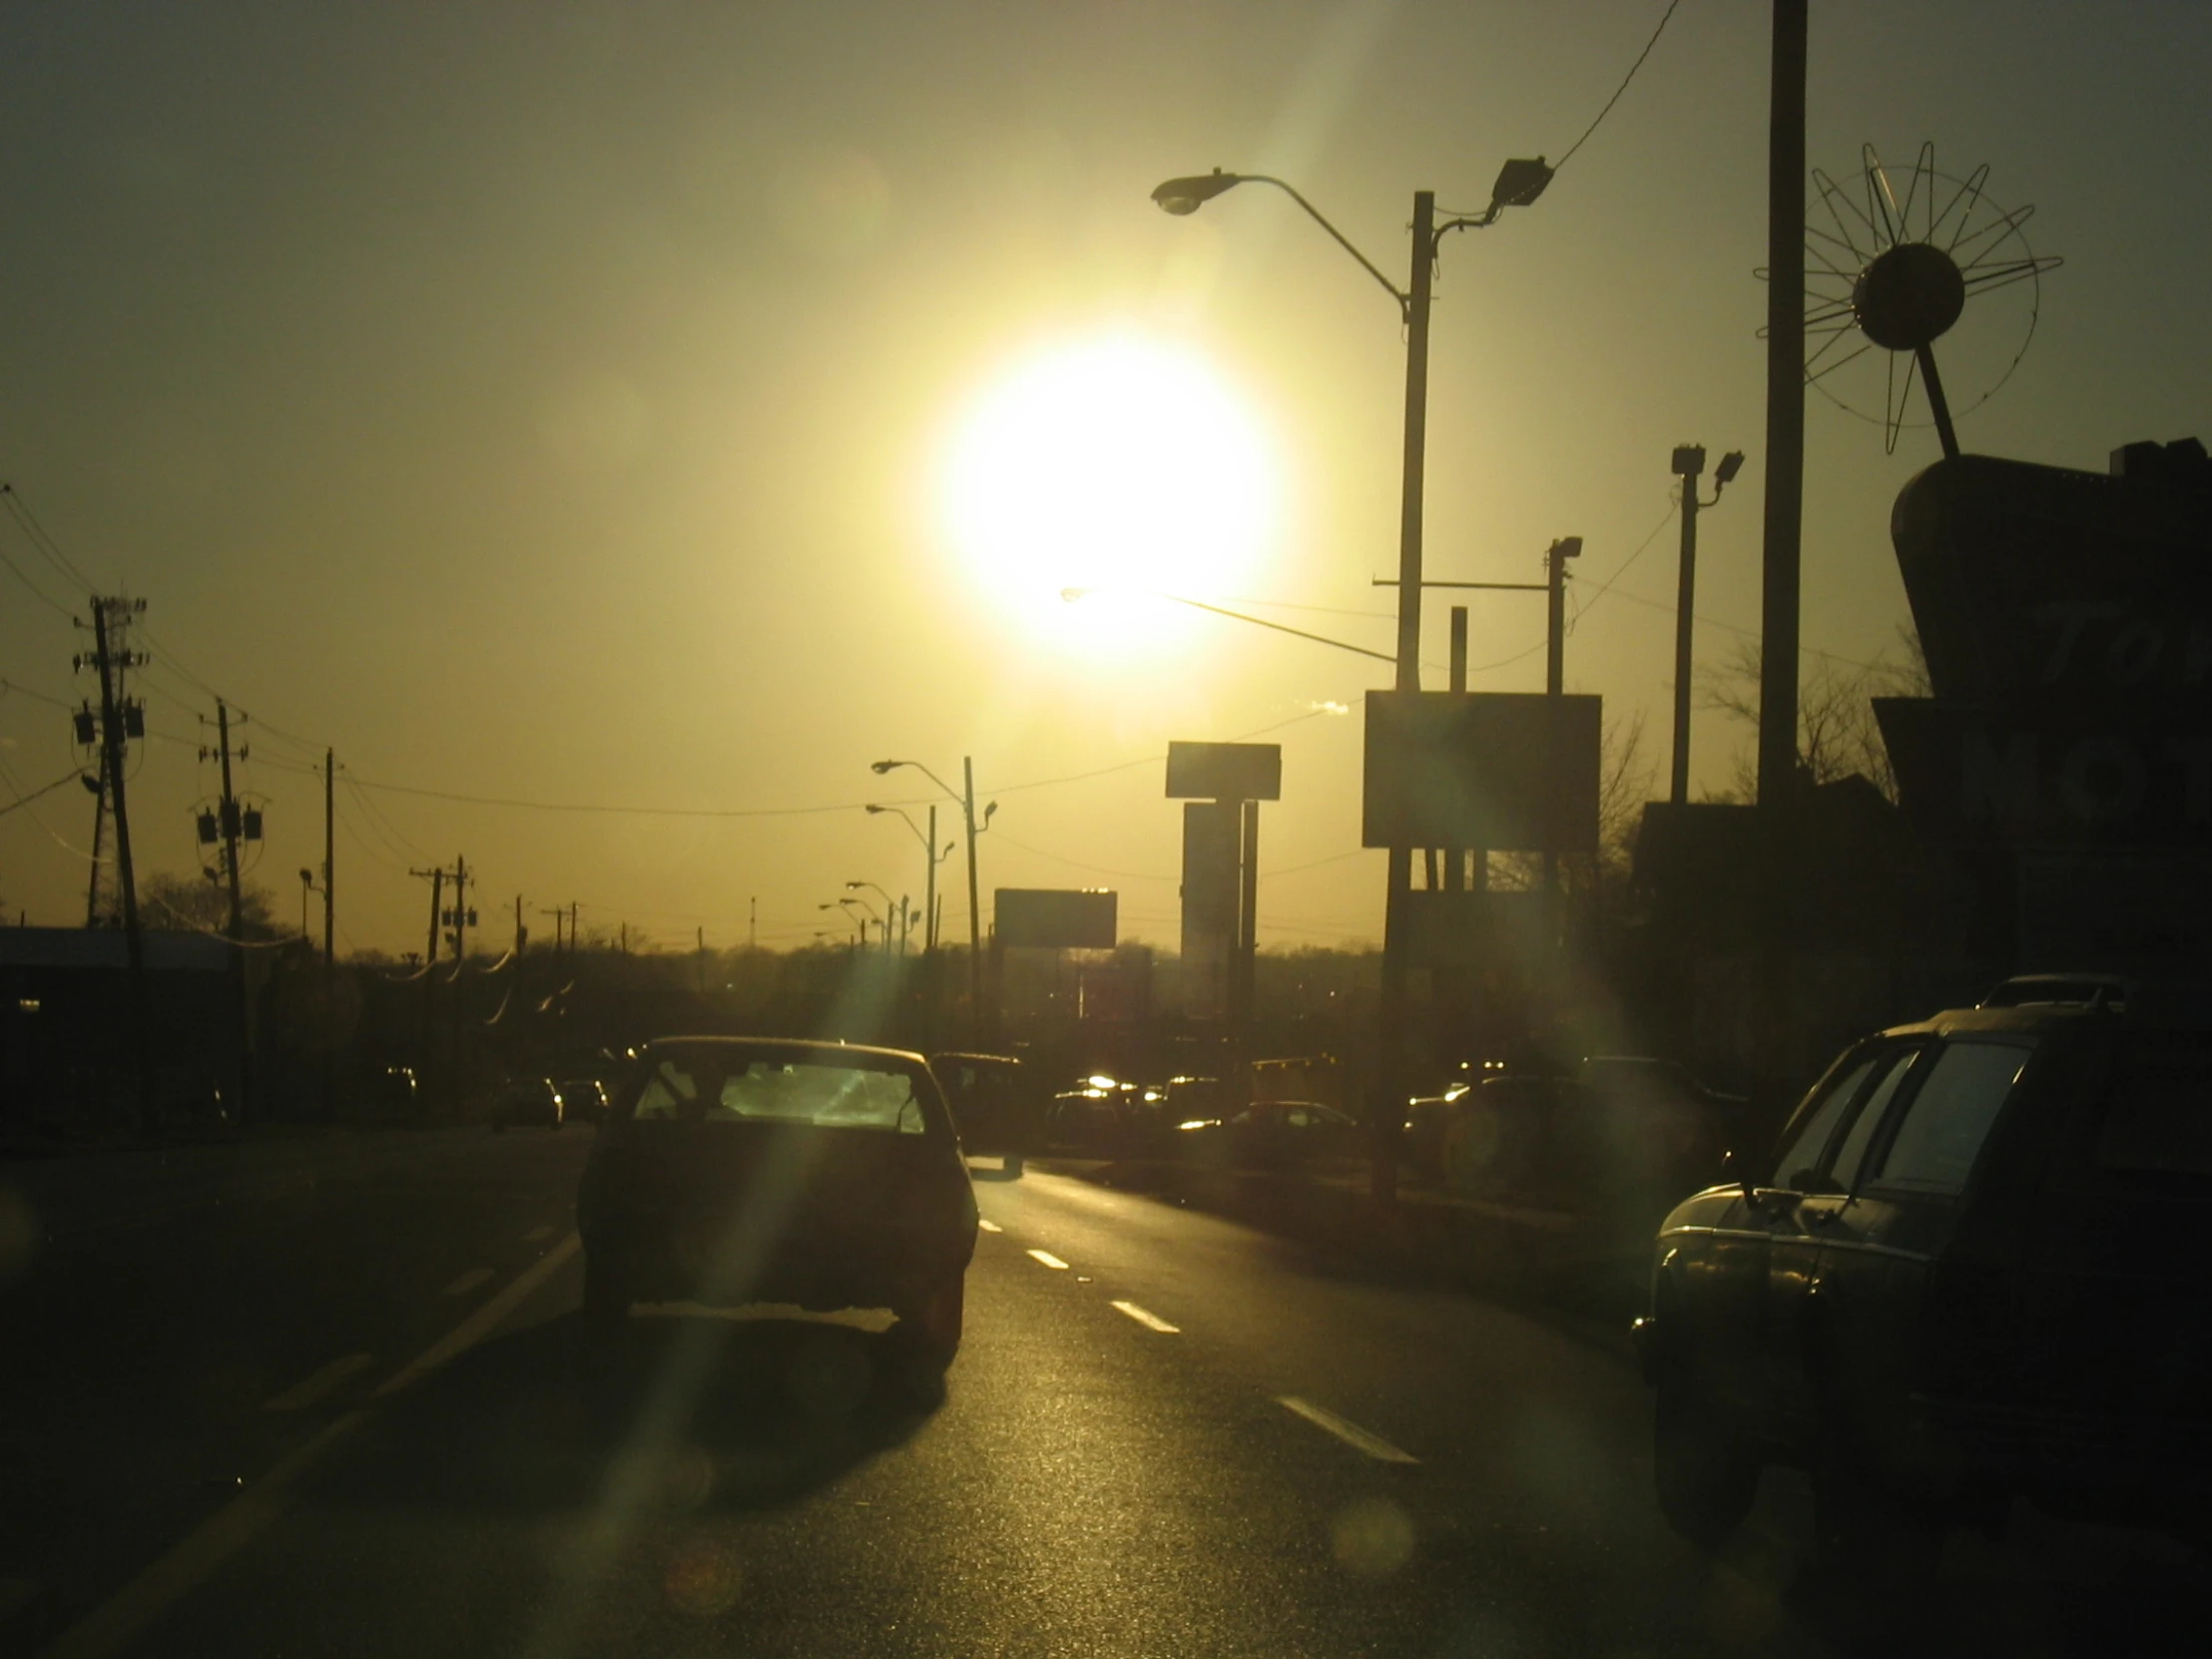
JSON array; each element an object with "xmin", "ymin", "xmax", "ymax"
[{"xmin": 940, "ymin": 333, "xmax": 1280, "ymax": 653}]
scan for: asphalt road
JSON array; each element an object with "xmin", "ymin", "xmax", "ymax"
[{"xmin": 1, "ymin": 1131, "xmax": 2202, "ymax": 1658}]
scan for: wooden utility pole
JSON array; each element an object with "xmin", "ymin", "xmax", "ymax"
[
  {"xmin": 322, "ymin": 749, "xmax": 335, "ymax": 1120},
  {"xmin": 1756, "ymin": 0, "xmax": 1810, "ymax": 1122},
  {"xmin": 86, "ymin": 599, "xmax": 150, "ymax": 1120}
]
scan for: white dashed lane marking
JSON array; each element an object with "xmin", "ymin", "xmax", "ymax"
[
  {"xmin": 263, "ymin": 1354, "xmax": 372, "ymax": 1412},
  {"xmin": 1110, "ymin": 1300, "xmax": 1180, "ymax": 1334},
  {"xmin": 1025, "ymin": 1249, "xmax": 1069, "ymax": 1270},
  {"xmin": 976, "ymin": 1219, "xmax": 1003, "ymax": 1234},
  {"xmin": 1276, "ymin": 1396, "xmax": 1419, "ymax": 1464},
  {"xmin": 442, "ymin": 1267, "xmax": 494, "ymax": 1298}
]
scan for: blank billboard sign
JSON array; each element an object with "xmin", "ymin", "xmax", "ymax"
[
  {"xmin": 1166, "ymin": 741, "xmax": 1283, "ymax": 802},
  {"xmin": 1363, "ymin": 691, "xmax": 1601, "ymax": 850},
  {"xmin": 995, "ymin": 888, "xmax": 1117, "ymax": 950}
]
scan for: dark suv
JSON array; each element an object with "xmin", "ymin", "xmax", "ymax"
[
  {"xmin": 576, "ymin": 1038, "xmax": 978, "ymax": 1370},
  {"xmin": 1635, "ymin": 997, "xmax": 2212, "ymax": 1572}
]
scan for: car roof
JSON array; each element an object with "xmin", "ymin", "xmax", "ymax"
[
  {"xmin": 930, "ymin": 1051, "xmax": 1021, "ymax": 1067},
  {"xmin": 640, "ymin": 1034, "xmax": 927, "ymax": 1066}
]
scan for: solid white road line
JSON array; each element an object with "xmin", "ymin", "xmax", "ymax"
[
  {"xmin": 1025, "ymin": 1248, "xmax": 1069, "ymax": 1270},
  {"xmin": 379, "ymin": 1233, "xmax": 579, "ymax": 1398},
  {"xmin": 442, "ymin": 1267, "xmax": 495, "ymax": 1298},
  {"xmin": 1276, "ymin": 1395, "xmax": 1419, "ymax": 1464},
  {"xmin": 262, "ymin": 1354, "xmax": 372, "ymax": 1412},
  {"xmin": 43, "ymin": 1232, "xmax": 583, "ymax": 1659},
  {"xmin": 976, "ymin": 1219, "xmax": 1003, "ymax": 1234},
  {"xmin": 1109, "ymin": 1300, "xmax": 1180, "ymax": 1334},
  {"xmin": 41, "ymin": 1411, "xmax": 367, "ymax": 1659}
]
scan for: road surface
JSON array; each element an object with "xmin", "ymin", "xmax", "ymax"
[{"xmin": 0, "ymin": 1130, "xmax": 2200, "ymax": 1657}]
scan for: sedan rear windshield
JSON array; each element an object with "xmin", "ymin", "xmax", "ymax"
[
  {"xmin": 629, "ymin": 1050, "xmax": 929, "ymax": 1134},
  {"xmin": 2096, "ymin": 1035, "xmax": 2212, "ymax": 1176}
]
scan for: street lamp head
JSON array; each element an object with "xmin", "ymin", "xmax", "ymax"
[
  {"xmin": 1552, "ymin": 535, "xmax": 1584, "ymax": 561},
  {"xmin": 1487, "ymin": 156, "xmax": 1553, "ymax": 212},
  {"xmin": 983, "ymin": 802, "xmax": 999, "ymax": 825},
  {"xmin": 864, "ymin": 804, "xmax": 886, "ymax": 815},
  {"xmin": 1151, "ymin": 168, "xmax": 1242, "ymax": 216},
  {"xmin": 1714, "ymin": 450, "xmax": 1747, "ymax": 487},
  {"xmin": 844, "ymin": 879, "xmax": 866, "ymax": 889},
  {"xmin": 1671, "ymin": 444, "xmax": 1707, "ymax": 479},
  {"xmin": 1059, "ymin": 587, "xmax": 1092, "ymax": 603},
  {"xmin": 870, "ymin": 759, "xmax": 911, "ymax": 775},
  {"xmin": 299, "ymin": 867, "xmax": 314, "ymax": 883}
]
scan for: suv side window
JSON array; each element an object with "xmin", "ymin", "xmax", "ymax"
[
  {"xmin": 1871, "ymin": 1039, "xmax": 2036, "ymax": 1195},
  {"xmin": 1831, "ymin": 1048, "xmax": 1923, "ymax": 1190},
  {"xmin": 1772, "ymin": 1055, "xmax": 1878, "ymax": 1185}
]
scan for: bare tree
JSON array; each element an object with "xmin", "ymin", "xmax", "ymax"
[
  {"xmin": 141, "ymin": 869, "xmax": 281, "ymax": 939},
  {"xmin": 1695, "ymin": 625, "xmax": 1930, "ymax": 802}
]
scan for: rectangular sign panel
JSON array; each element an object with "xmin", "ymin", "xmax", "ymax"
[
  {"xmin": 1166, "ymin": 741, "xmax": 1283, "ymax": 802},
  {"xmin": 1362, "ymin": 691, "xmax": 1601, "ymax": 851},
  {"xmin": 994, "ymin": 888, "xmax": 1117, "ymax": 950}
]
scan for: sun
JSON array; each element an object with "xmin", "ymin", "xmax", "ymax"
[{"xmin": 938, "ymin": 332, "xmax": 1281, "ymax": 652}]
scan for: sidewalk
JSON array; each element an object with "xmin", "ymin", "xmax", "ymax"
[{"xmin": 1030, "ymin": 1153, "xmax": 1655, "ymax": 1318}]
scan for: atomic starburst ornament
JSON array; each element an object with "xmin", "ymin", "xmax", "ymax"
[{"xmin": 1799, "ymin": 144, "xmax": 2061, "ymax": 458}]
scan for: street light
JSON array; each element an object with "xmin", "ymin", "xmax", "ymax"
[
  {"xmin": 1666, "ymin": 446, "xmax": 1747, "ymax": 805},
  {"xmin": 841, "ymin": 890, "xmax": 888, "ymax": 956},
  {"xmin": 864, "ymin": 804, "xmax": 955, "ymax": 952},
  {"xmin": 871, "ymin": 757, "xmax": 996, "ymax": 1045},
  {"xmin": 1155, "ymin": 155, "xmax": 1550, "ymax": 1204},
  {"xmin": 818, "ymin": 900, "xmax": 863, "ymax": 949},
  {"xmin": 845, "ymin": 880, "xmax": 899, "ymax": 954}
]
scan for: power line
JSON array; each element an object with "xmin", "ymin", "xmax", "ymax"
[
  {"xmin": 1, "ymin": 768, "xmax": 83, "ymax": 818},
  {"xmin": 1553, "ymin": 0, "xmax": 1684, "ymax": 171},
  {"xmin": 0, "ymin": 484, "xmax": 99, "ymax": 593}
]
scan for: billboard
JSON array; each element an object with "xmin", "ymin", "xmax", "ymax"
[
  {"xmin": 1166, "ymin": 741, "xmax": 1282, "ymax": 802},
  {"xmin": 1362, "ymin": 691, "xmax": 1600, "ymax": 851},
  {"xmin": 994, "ymin": 888, "xmax": 1117, "ymax": 950}
]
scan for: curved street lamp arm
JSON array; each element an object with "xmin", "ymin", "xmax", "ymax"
[{"xmin": 1239, "ymin": 175, "xmax": 1410, "ymax": 317}]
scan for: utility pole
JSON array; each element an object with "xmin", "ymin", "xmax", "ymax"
[
  {"xmin": 924, "ymin": 807, "xmax": 938, "ymax": 952},
  {"xmin": 322, "ymin": 750, "xmax": 335, "ymax": 967},
  {"xmin": 1671, "ymin": 450, "xmax": 1706, "ymax": 806},
  {"xmin": 81, "ymin": 598, "xmax": 150, "ymax": 1121},
  {"xmin": 413, "ymin": 865, "xmax": 442, "ymax": 1094},
  {"xmin": 749, "ymin": 896, "xmax": 757, "ymax": 951},
  {"xmin": 449, "ymin": 854, "xmax": 470, "ymax": 967},
  {"xmin": 1542, "ymin": 537, "xmax": 1582, "ymax": 928},
  {"xmin": 216, "ymin": 704, "xmax": 247, "ymax": 940},
  {"xmin": 515, "ymin": 893, "xmax": 526, "ymax": 958},
  {"xmin": 1757, "ymin": 0, "xmax": 1810, "ymax": 1125},
  {"xmin": 962, "ymin": 758, "xmax": 983, "ymax": 1046}
]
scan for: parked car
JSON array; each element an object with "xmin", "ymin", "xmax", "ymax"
[
  {"xmin": 556, "ymin": 1078, "xmax": 609, "ymax": 1128},
  {"xmin": 1633, "ymin": 995, "xmax": 2212, "ymax": 1579},
  {"xmin": 491, "ymin": 1077, "xmax": 563, "ymax": 1131},
  {"xmin": 1175, "ymin": 1101, "xmax": 1361, "ymax": 1170},
  {"xmin": 931, "ymin": 1051, "xmax": 1033, "ymax": 1172},
  {"xmin": 575, "ymin": 1037, "xmax": 978, "ymax": 1371}
]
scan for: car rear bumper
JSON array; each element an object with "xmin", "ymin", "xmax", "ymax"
[{"xmin": 583, "ymin": 1215, "xmax": 971, "ymax": 1315}]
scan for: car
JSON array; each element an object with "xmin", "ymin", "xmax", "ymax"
[
  {"xmin": 1175, "ymin": 1100, "xmax": 1361, "ymax": 1170},
  {"xmin": 491, "ymin": 1077, "xmax": 563, "ymax": 1131},
  {"xmin": 930, "ymin": 1051, "xmax": 1033, "ymax": 1173},
  {"xmin": 574, "ymin": 1037, "xmax": 978, "ymax": 1372},
  {"xmin": 556, "ymin": 1078, "xmax": 610, "ymax": 1128},
  {"xmin": 1633, "ymin": 995, "xmax": 2212, "ymax": 1578}
]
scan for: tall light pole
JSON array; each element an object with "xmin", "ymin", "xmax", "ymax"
[
  {"xmin": 1153, "ymin": 157, "xmax": 1552, "ymax": 1203},
  {"xmin": 872, "ymin": 758, "xmax": 995, "ymax": 1045},
  {"xmin": 865, "ymin": 803, "xmax": 953, "ymax": 952},
  {"xmin": 845, "ymin": 880, "xmax": 898, "ymax": 954},
  {"xmin": 1667, "ymin": 446, "xmax": 1746, "ymax": 805}
]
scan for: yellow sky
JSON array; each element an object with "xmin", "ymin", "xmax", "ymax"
[{"xmin": 3, "ymin": 2, "xmax": 2209, "ymax": 954}]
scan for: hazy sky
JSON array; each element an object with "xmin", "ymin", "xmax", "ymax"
[{"xmin": 3, "ymin": 1, "xmax": 2208, "ymax": 956}]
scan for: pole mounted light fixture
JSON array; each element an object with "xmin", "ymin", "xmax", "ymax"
[{"xmin": 1666, "ymin": 445, "xmax": 1747, "ymax": 805}]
